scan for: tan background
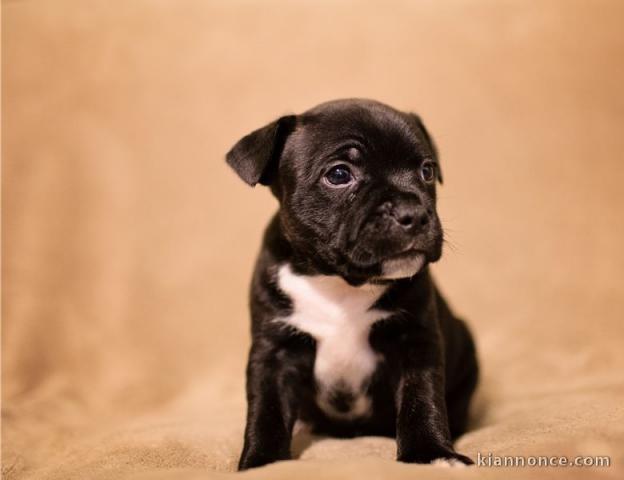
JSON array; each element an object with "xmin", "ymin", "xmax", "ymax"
[{"xmin": 2, "ymin": 0, "xmax": 624, "ymax": 479}]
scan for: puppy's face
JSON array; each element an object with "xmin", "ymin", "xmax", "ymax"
[{"xmin": 227, "ymin": 99, "xmax": 444, "ymax": 284}]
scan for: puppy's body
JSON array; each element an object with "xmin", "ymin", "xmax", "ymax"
[{"xmin": 227, "ymin": 99, "xmax": 479, "ymax": 469}]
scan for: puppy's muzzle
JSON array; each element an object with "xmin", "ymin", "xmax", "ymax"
[{"xmin": 377, "ymin": 196, "xmax": 432, "ymax": 241}]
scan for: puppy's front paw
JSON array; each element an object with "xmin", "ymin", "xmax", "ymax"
[{"xmin": 238, "ymin": 449, "xmax": 290, "ymax": 471}]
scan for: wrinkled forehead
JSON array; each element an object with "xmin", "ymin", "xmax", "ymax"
[{"xmin": 291, "ymin": 104, "xmax": 433, "ymax": 165}]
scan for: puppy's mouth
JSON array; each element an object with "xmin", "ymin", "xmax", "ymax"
[
  {"xmin": 378, "ymin": 248, "xmax": 426, "ymax": 280},
  {"xmin": 341, "ymin": 224, "xmax": 442, "ymax": 283},
  {"xmin": 343, "ymin": 234, "xmax": 437, "ymax": 282}
]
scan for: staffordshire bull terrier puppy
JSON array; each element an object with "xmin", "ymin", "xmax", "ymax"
[{"xmin": 226, "ymin": 99, "xmax": 478, "ymax": 470}]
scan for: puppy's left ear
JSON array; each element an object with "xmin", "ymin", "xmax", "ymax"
[
  {"xmin": 226, "ymin": 115, "xmax": 296, "ymax": 187},
  {"xmin": 409, "ymin": 114, "xmax": 443, "ymax": 184}
]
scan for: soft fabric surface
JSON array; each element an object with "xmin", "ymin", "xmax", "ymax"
[{"xmin": 2, "ymin": 1, "xmax": 624, "ymax": 479}]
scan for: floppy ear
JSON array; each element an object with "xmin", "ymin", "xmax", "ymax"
[
  {"xmin": 226, "ymin": 115, "xmax": 296, "ymax": 186},
  {"xmin": 409, "ymin": 114, "xmax": 443, "ymax": 184}
]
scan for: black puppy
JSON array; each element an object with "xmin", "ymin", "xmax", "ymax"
[{"xmin": 226, "ymin": 99, "xmax": 478, "ymax": 470}]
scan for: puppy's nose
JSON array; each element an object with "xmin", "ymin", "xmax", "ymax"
[{"xmin": 387, "ymin": 200, "xmax": 429, "ymax": 231}]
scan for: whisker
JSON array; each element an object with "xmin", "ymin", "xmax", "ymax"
[{"xmin": 442, "ymin": 227, "xmax": 462, "ymax": 254}]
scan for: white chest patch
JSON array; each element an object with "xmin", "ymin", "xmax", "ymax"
[{"xmin": 276, "ymin": 264, "xmax": 392, "ymax": 419}]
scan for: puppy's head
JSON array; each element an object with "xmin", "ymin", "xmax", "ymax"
[{"xmin": 227, "ymin": 99, "xmax": 444, "ymax": 284}]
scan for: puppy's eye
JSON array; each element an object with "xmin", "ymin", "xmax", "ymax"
[
  {"xmin": 420, "ymin": 160, "xmax": 436, "ymax": 183},
  {"xmin": 324, "ymin": 164, "xmax": 353, "ymax": 186}
]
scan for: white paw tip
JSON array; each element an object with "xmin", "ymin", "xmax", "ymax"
[{"xmin": 430, "ymin": 458, "xmax": 468, "ymax": 468}]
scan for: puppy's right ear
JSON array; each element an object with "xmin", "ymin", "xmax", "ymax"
[{"xmin": 226, "ymin": 115, "xmax": 296, "ymax": 186}]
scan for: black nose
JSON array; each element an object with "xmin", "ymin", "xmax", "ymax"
[{"xmin": 384, "ymin": 200, "xmax": 430, "ymax": 231}]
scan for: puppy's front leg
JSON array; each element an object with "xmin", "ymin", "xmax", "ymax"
[
  {"xmin": 238, "ymin": 340, "xmax": 300, "ymax": 470},
  {"xmin": 395, "ymin": 350, "xmax": 473, "ymax": 465}
]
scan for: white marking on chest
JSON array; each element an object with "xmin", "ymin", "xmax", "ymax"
[{"xmin": 276, "ymin": 264, "xmax": 391, "ymax": 419}]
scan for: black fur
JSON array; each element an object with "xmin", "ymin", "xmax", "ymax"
[{"xmin": 226, "ymin": 99, "xmax": 478, "ymax": 470}]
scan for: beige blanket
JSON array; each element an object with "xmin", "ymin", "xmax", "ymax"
[{"xmin": 3, "ymin": 1, "xmax": 623, "ymax": 479}]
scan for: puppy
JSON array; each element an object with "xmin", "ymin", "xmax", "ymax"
[{"xmin": 226, "ymin": 99, "xmax": 478, "ymax": 470}]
